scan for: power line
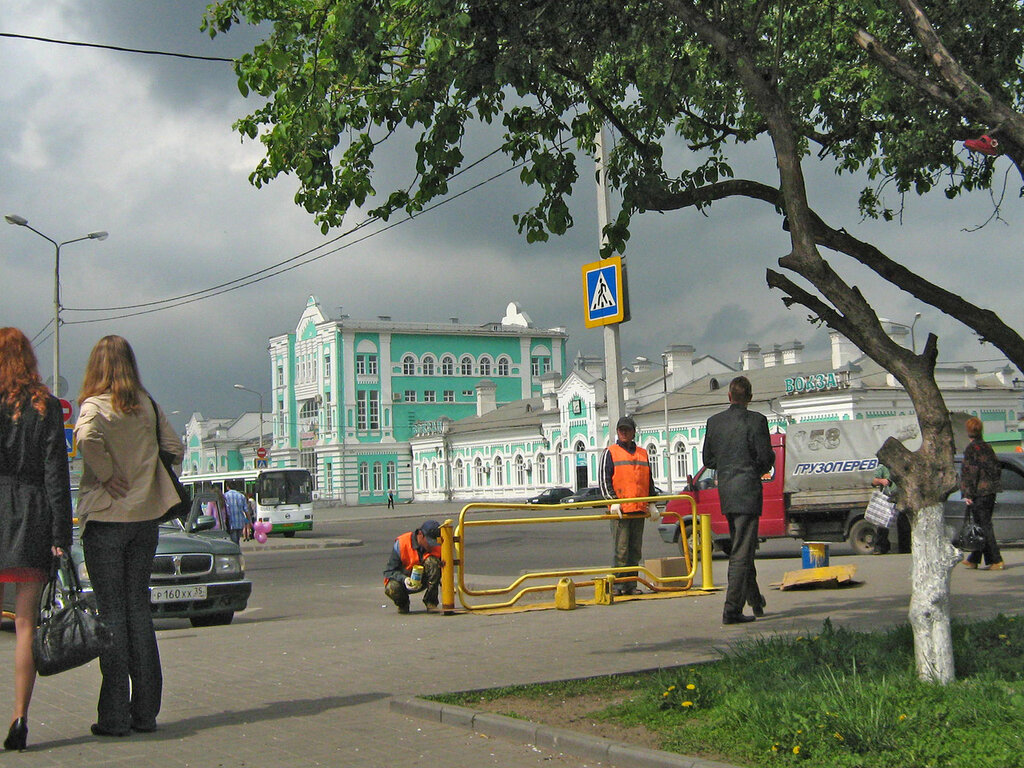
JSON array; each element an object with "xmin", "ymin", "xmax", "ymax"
[{"xmin": 0, "ymin": 32, "xmax": 235, "ymax": 62}]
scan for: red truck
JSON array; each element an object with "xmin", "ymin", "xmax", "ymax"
[{"xmin": 658, "ymin": 417, "xmax": 921, "ymax": 556}]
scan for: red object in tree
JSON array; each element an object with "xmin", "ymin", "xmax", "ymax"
[{"xmin": 964, "ymin": 134, "xmax": 1000, "ymax": 156}]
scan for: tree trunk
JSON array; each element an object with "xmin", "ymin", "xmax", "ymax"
[{"xmin": 907, "ymin": 503, "xmax": 961, "ymax": 683}]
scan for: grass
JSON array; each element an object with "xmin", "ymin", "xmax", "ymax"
[{"xmin": 429, "ymin": 614, "xmax": 1024, "ymax": 768}]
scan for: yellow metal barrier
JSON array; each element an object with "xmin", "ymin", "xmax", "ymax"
[{"xmin": 438, "ymin": 495, "xmax": 712, "ymax": 613}]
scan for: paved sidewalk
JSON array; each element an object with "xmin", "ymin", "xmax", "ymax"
[{"xmin": 3, "ymin": 503, "xmax": 1021, "ymax": 768}]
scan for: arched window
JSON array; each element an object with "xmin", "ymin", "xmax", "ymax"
[
  {"xmin": 674, "ymin": 441, "xmax": 687, "ymax": 479},
  {"xmin": 514, "ymin": 455, "xmax": 525, "ymax": 486},
  {"xmin": 359, "ymin": 463, "xmax": 369, "ymax": 492},
  {"xmin": 373, "ymin": 461, "xmax": 383, "ymax": 491},
  {"xmin": 479, "ymin": 356, "xmax": 492, "ymax": 376},
  {"xmin": 494, "ymin": 455, "xmax": 504, "ymax": 486},
  {"xmin": 403, "ymin": 355, "xmax": 416, "ymax": 375},
  {"xmin": 421, "ymin": 462, "xmax": 430, "ymax": 490},
  {"xmin": 535, "ymin": 453, "xmax": 546, "ymax": 485},
  {"xmin": 387, "ymin": 461, "xmax": 397, "ymax": 492},
  {"xmin": 460, "ymin": 356, "xmax": 473, "ymax": 376},
  {"xmin": 454, "ymin": 459, "xmax": 464, "ymax": 488},
  {"xmin": 441, "ymin": 356, "xmax": 455, "ymax": 375},
  {"xmin": 473, "ymin": 457, "xmax": 484, "ymax": 486},
  {"xmin": 422, "ymin": 355, "xmax": 435, "ymax": 375},
  {"xmin": 647, "ymin": 444, "xmax": 659, "ymax": 480},
  {"xmin": 497, "ymin": 356, "xmax": 510, "ymax": 376},
  {"xmin": 431, "ymin": 462, "xmax": 439, "ymax": 489}
]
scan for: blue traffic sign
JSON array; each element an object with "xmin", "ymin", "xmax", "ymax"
[
  {"xmin": 65, "ymin": 428, "xmax": 76, "ymax": 457},
  {"xmin": 581, "ymin": 256, "xmax": 625, "ymax": 327}
]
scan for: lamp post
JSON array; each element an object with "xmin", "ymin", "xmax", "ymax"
[
  {"xmin": 233, "ymin": 384, "xmax": 265, "ymax": 450},
  {"xmin": 910, "ymin": 312, "xmax": 922, "ymax": 354},
  {"xmin": 662, "ymin": 352, "xmax": 673, "ymax": 493},
  {"xmin": 5, "ymin": 214, "xmax": 108, "ymax": 395}
]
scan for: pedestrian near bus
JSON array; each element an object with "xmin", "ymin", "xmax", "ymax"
[
  {"xmin": 222, "ymin": 483, "xmax": 249, "ymax": 545},
  {"xmin": 0, "ymin": 328, "xmax": 74, "ymax": 752},
  {"xmin": 599, "ymin": 415, "xmax": 657, "ymax": 597},
  {"xmin": 703, "ymin": 376, "xmax": 775, "ymax": 625},
  {"xmin": 959, "ymin": 416, "xmax": 1004, "ymax": 571},
  {"xmin": 383, "ymin": 519, "xmax": 442, "ymax": 614},
  {"xmin": 74, "ymin": 335, "xmax": 184, "ymax": 737}
]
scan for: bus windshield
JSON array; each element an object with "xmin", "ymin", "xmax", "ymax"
[{"xmin": 258, "ymin": 470, "xmax": 313, "ymax": 506}]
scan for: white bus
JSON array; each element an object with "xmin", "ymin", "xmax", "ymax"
[{"xmin": 179, "ymin": 468, "xmax": 314, "ymax": 537}]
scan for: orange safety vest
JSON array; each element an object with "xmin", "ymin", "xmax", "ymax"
[
  {"xmin": 396, "ymin": 530, "xmax": 441, "ymax": 571},
  {"xmin": 608, "ymin": 443, "xmax": 652, "ymax": 514}
]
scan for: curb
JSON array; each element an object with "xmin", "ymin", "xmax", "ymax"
[
  {"xmin": 390, "ymin": 696, "xmax": 742, "ymax": 768},
  {"xmin": 240, "ymin": 537, "xmax": 362, "ymax": 553}
]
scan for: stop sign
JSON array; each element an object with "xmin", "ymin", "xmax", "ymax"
[
  {"xmin": 60, "ymin": 399, "xmax": 73, "ymax": 424},
  {"xmin": 256, "ymin": 447, "xmax": 268, "ymax": 459}
]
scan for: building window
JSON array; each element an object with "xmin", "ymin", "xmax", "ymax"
[
  {"xmin": 356, "ymin": 391, "xmax": 367, "ymax": 429},
  {"xmin": 386, "ymin": 461, "xmax": 396, "ymax": 491},
  {"xmin": 404, "ymin": 390, "xmax": 416, "ymax": 402},
  {"xmin": 422, "ymin": 355, "xmax": 435, "ymax": 375},
  {"xmin": 474, "ymin": 457, "xmax": 484, "ymax": 486},
  {"xmin": 515, "ymin": 455, "xmax": 525, "ymax": 485},
  {"xmin": 443, "ymin": 390, "xmax": 455, "ymax": 402},
  {"xmin": 299, "ymin": 398, "xmax": 320, "ymax": 429},
  {"xmin": 674, "ymin": 441, "xmax": 687, "ymax": 479},
  {"xmin": 368, "ymin": 391, "xmax": 380, "ymax": 429},
  {"xmin": 531, "ymin": 356, "xmax": 540, "ymax": 376},
  {"xmin": 276, "ymin": 365, "xmax": 284, "ymax": 387},
  {"xmin": 359, "ymin": 463, "xmax": 369, "ymax": 492},
  {"xmin": 424, "ymin": 390, "xmax": 436, "ymax": 403},
  {"xmin": 421, "ymin": 462, "xmax": 430, "ymax": 490},
  {"xmin": 441, "ymin": 356, "xmax": 454, "ymax": 375},
  {"xmin": 479, "ymin": 357, "xmax": 491, "ymax": 376},
  {"xmin": 403, "ymin": 355, "xmax": 416, "ymax": 375},
  {"xmin": 324, "ymin": 353, "xmax": 331, "ymax": 380},
  {"xmin": 300, "ymin": 449, "xmax": 317, "ymax": 482},
  {"xmin": 454, "ymin": 459, "xmax": 464, "ymax": 488},
  {"xmin": 367, "ymin": 355, "xmax": 378, "ymax": 375},
  {"xmin": 431, "ymin": 462, "xmax": 439, "ymax": 489},
  {"xmin": 460, "ymin": 356, "xmax": 473, "ymax": 376},
  {"xmin": 373, "ymin": 462, "xmax": 383, "ymax": 492},
  {"xmin": 536, "ymin": 453, "xmax": 546, "ymax": 485},
  {"xmin": 647, "ymin": 444, "xmax": 659, "ymax": 480},
  {"xmin": 494, "ymin": 456, "xmax": 504, "ymax": 486},
  {"xmin": 497, "ymin": 357, "xmax": 510, "ymax": 376},
  {"xmin": 324, "ymin": 390, "xmax": 333, "ymax": 431}
]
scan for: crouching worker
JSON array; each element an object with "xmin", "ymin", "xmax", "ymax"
[{"xmin": 383, "ymin": 519, "xmax": 443, "ymax": 614}]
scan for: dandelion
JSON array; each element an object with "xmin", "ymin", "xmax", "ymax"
[
  {"xmin": 682, "ymin": 701, "xmax": 694, "ymax": 707},
  {"xmin": 667, "ymin": 685, "xmax": 676, "ymax": 691},
  {"xmin": 793, "ymin": 745, "xmax": 801, "ymax": 755},
  {"xmin": 686, "ymin": 683, "xmax": 696, "ymax": 690},
  {"xmin": 796, "ymin": 636, "xmax": 805, "ymax": 641},
  {"xmin": 898, "ymin": 714, "xmax": 907, "ymax": 722},
  {"xmin": 999, "ymin": 634, "xmax": 1008, "ymax": 639},
  {"xmin": 662, "ymin": 691, "xmax": 670, "ymax": 698},
  {"xmin": 771, "ymin": 744, "xmax": 779, "ymax": 753},
  {"xmin": 834, "ymin": 732, "xmax": 844, "ymax": 741}
]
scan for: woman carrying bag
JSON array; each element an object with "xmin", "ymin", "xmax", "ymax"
[
  {"xmin": 74, "ymin": 336, "xmax": 183, "ymax": 737},
  {"xmin": 0, "ymin": 328, "xmax": 73, "ymax": 751},
  {"xmin": 959, "ymin": 416, "xmax": 1004, "ymax": 571}
]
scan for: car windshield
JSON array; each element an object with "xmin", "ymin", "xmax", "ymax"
[{"xmin": 259, "ymin": 471, "xmax": 313, "ymax": 506}]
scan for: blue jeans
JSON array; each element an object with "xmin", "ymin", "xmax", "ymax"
[{"xmin": 82, "ymin": 520, "xmax": 162, "ymax": 732}]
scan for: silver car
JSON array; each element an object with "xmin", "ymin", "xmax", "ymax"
[{"xmin": 944, "ymin": 453, "xmax": 1024, "ymax": 544}]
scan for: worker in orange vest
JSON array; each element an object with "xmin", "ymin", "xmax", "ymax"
[
  {"xmin": 383, "ymin": 519, "xmax": 442, "ymax": 614},
  {"xmin": 599, "ymin": 416, "xmax": 657, "ymax": 596}
]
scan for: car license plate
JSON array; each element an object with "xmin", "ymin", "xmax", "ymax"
[{"xmin": 150, "ymin": 585, "xmax": 207, "ymax": 603}]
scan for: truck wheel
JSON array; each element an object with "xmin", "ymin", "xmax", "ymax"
[{"xmin": 848, "ymin": 518, "xmax": 876, "ymax": 555}]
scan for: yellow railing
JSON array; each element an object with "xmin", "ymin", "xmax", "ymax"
[{"xmin": 438, "ymin": 495, "xmax": 712, "ymax": 612}]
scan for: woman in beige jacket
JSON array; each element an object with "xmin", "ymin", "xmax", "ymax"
[{"xmin": 74, "ymin": 336, "xmax": 183, "ymax": 737}]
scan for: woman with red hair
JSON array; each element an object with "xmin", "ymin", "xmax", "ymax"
[{"xmin": 0, "ymin": 328, "xmax": 73, "ymax": 751}]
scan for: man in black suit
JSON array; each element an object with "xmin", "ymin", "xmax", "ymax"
[{"xmin": 703, "ymin": 376, "xmax": 775, "ymax": 625}]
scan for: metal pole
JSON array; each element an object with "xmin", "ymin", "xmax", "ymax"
[
  {"xmin": 595, "ymin": 127, "xmax": 624, "ymax": 431},
  {"xmin": 53, "ymin": 241, "xmax": 61, "ymax": 392},
  {"xmin": 662, "ymin": 353, "xmax": 672, "ymax": 492}
]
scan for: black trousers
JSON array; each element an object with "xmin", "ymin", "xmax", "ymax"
[
  {"xmin": 724, "ymin": 513, "xmax": 763, "ymax": 617},
  {"xmin": 965, "ymin": 495, "xmax": 1003, "ymax": 566}
]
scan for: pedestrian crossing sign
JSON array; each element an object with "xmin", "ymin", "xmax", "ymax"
[{"xmin": 582, "ymin": 256, "xmax": 626, "ymax": 328}]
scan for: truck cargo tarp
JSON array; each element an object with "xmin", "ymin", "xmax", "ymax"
[{"xmin": 785, "ymin": 417, "xmax": 921, "ymax": 494}]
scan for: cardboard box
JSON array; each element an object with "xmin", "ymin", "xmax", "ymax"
[{"xmin": 644, "ymin": 556, "xmax": 688, "ymax": 579}]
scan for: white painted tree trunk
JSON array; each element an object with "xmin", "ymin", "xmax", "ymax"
[{"xmin": 908, "ymin": 503, "xmax": 961, "ymax": 682}]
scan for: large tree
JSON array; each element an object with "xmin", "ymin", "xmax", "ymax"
[{"xmin": 205, "ymin": 0, "xmax": 1024, "ymax": 681}]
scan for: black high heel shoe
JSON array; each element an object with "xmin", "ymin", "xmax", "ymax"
[{"xmin": 4, "ymin": 717, "xmax": 28, "ymax": 751}]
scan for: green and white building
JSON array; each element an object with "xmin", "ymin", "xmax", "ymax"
[
  {"xmin": 409, "ymin": 323, "xmax": 1024, "ymax": 502},
  {"xmin": 262, "ymin": 296, "xmax": 567, "ymax": 504}
]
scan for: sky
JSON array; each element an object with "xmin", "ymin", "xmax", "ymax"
[{"xmin": 2, "ymin": 1, "xmax": 1023, "ymax": 435}]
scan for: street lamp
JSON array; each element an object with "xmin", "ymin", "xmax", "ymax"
[
  {"xmin": 5, "ymin": 214, "xmax": 108, "ymax": 395},
  {"xmin": 661, "ymin": 352, "xmax": 673, "ymax": 493},
  {"xmin": 910, "ymin": 312, "xmax": 922, "ymax": 354},
  {"xmin": 233, "ymin": 384, "xmax": 265, "ymax": 449}
]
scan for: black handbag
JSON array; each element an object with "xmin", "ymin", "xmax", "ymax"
[
  {"xmin": 149, "ymin": 396, "xmax": 191, "ymax": 524},
  {"xmin": 953, "ymin": 508, "xmax": 986, "ymax": 552},
  {"xmin": 33, "ymin": 554, "xmax": 114, "ymax": 676}
]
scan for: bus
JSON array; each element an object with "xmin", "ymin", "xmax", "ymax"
[{"xmin": 179, "ymin": 468, "xmax": 314, "ymax": 537}]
